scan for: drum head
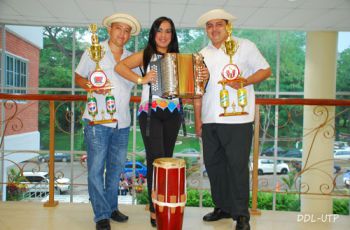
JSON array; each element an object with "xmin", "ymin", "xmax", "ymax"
[{"xmin": 153, "ymin": 158, "xmax": 186, "ymax": 168}]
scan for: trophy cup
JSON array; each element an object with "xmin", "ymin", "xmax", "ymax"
[
  {"xmin": 218, "ymin": 22, "xmax": 248, "ymax": 117},
  {"xmin": 86, "ymin": 24, "xmax": 117, "ymax": 125}
]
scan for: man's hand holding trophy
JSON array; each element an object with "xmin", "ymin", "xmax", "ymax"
[
  {"xmin": 86, "ymin": 24, "xmax": 117, "ymax": 125},
  {"xmin": 218, "ymin": 22, "xmax": 248, "ymax": 117}
]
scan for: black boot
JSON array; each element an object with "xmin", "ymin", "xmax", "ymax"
[
  {"xmin": 111, "ymin": 210, "xmax": 128, "ymax": 222},
  {"xmin": 203, "ymin": 208, "xmax": 231, "ymax": 222},
  {"xmin": 96, "ymin": 219, "xmax": 110, "ymax": 230},
  {"xmin": 235, "ymin": 216, "xmax": 250, "ymax": 230}
]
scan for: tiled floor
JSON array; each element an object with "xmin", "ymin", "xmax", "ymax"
[{"xmin": 0, "ymin": 202, "xmax": 349, "ymax": 230}]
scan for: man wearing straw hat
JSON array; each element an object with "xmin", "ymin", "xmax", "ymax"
[
  {"xmin": 75, "ymin": 12, "xmax": 141, "ymax": 230},
  {"xmin": 194, "ymin": 9, "xmax": 271, "ymax": 230}
]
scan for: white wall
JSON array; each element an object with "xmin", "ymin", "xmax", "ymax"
[
  {"xmin": 6, "ymin": 25, "xmax": 43, "ymax": 49},
  {"xmin": 4, "ymin": 131, "xmax": 40, "ymax": 169}
]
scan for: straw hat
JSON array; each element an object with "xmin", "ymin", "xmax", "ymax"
[
  {"xmin": 102, "ymin": 13, "xmax": 141, "ymax": 36},
  {"xmin": 197, "ymin": 9, "xmax": 237, "ymax": 27}
]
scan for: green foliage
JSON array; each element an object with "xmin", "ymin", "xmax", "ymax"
[
  {"xmin": 7, "ymin": 168, "xmax": 26, "ymax": 183},
  {"xmin": 333, "ymin": 198, "xmax": 349, "ymax": 215},
  {"xmin": 6, "ymin": 169, "xmax": 27, "ymax": 201},
  {"xmin": 279, "ymin": 32, "xmax": 306, "ymax": 92},
  {"xmin": 281, "ymin": 170, "xmax": 298, "ymax": 191},
  {"xmin": 178, "ymin": 29, "xmax": 206, "ymax": 53},
  {"xmin": 135, "ymin": 189, "xmax": 348, "ymax": 214},
  {"xmin": 40, "ymin": 27, "xmax": 77, "ymax": 90},
  {"xmin": 235, "ymin": 29, "xmax": 278, "ymax": 92},
  {"xmin": 337, "ymin": 48, "xmax": 350, "ymax": 92},
  {"xmin": 186, "ymin": 189, "xmax": 200, "ymax": 207},
  {"xmin": 135, "ymin": 189, "xmax": 214, "ymax": 207},
  {"xmin": 275, "ymin": 193, "xmax": 300, "ymax": 211},
  {"xmin": 252, "ymin": 192, "xmax": 273, "ymax": 210},
  {"xmin": 202, "ymin": 190, "xmax": 214, "ymax": 207},
  {"xmin": 134, "ymin": 155, "xmax": 146, "ymax": 163},
  {"xmin": 136, "ymin": 188, "xmax": 149, "ymax": 205}
]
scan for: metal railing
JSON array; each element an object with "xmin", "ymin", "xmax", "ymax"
[{"xmin": 1, "ymin": 93, "xmax": 349, "ymax": 212}]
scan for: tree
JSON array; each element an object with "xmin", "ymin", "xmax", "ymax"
[
  {"xmin": 336, "ymin": 47, "xmax": 350, "ymax": 139},
  {"xmin": 39, "ymin": 27, "xmax": 87, "ymax": 149}
]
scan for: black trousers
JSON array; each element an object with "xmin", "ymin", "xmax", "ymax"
[
  {"xmin": 202, "ymin": 122, "xmax": 253, "ymax": 219},
  {"xmin": 139, "ymin": 108, "xmax": 182, "ymax": 213}
]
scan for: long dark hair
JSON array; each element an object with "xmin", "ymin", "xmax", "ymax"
[{"xmin": 143, "ymin": 17, "xmax": 179, "ymax": 73}]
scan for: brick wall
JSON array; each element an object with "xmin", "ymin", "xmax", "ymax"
[{"xmin": 0, "ymin": 29, "xmax": 40, "ymax": 136}]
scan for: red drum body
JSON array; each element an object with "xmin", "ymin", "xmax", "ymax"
[{"xmin": 152, "ymin": 158, "xmax": 186, "ymax": 230}]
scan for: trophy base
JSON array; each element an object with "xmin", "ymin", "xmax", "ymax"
[
  {"xmin": 89, "ymin": 118, "xmax": 117, "ymax": 125},
  {"xmin": 219, "ymin": 111, "xmax": 248, "ymax": 117}
]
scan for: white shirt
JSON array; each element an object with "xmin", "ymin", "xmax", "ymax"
[
  {"xmin": 200, "ymin": 37, "xmax": 270, "ymax": 124},
  {"xmin": 76, "ymin": 40, "xmax": 139, "ymax": 128}
]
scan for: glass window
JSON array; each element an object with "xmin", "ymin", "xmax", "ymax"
[
  {"xmin": 4, "ymin": 54, "xmax": 27, "ymax": 94},
  {"xmin": 336, "ymin": 32, "xmax": 350, "ymax": 95}
]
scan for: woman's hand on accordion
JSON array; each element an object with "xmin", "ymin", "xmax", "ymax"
[{"xmin": 143, "ymin": 69, "xmax": 157, "ymax": 84}]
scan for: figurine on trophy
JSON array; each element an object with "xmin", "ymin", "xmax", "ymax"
[
  {"xmin": 85, "ymin": 24, "xmax": 116, "ymax": 125},
  {"xmin": 218, "ymin": 22, "xmax": 248, "ymax": 117}
]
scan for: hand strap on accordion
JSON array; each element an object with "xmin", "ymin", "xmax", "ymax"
[
  {"xmin": 179, "ymin": 98, "xmax": 186, "ymax": 137},
  {"xmin": 139, "ymin": 67, "xmax": 152, "ymax": 137},
  {"xmin": 146, "ymin": 85, "xmax": 152, "ymax": 137}
]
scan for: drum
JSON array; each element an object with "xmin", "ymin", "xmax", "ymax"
[
  {"xmin": 150, "ymin": 53, "xmax": 207, "ymax": 99},
  {"xmin": 152, "ymin": 158, "xmax": 186, "ymax": 230}
]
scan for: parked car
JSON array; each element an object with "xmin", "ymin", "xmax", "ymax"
[
  {"xmin": 79, "ymin": 156, "xmax": 147, "ymax": 178},
  {"xmin": 334, "ymin": 141, "xmax": 349, "ymax": 150},
  {"xmin": 38, "ymin": 153, "xmax": 71, "ymax": 162},
  {"xmin": 281, "ymin": 149, "xmax": 302, "ymax": 158},
  {"xmin": 22, "ymin": 171, "xmax": 70, "ymax": 195},
  {"xmin": 343, "ymin": 170, "xmax": 350, "ymax": 188},
  {"xmin": 251, "ymin": 159, "xmax": 289, "ymax": 175},
  {"xmin": 260, "ymin": 147, "xmax": 286, "ymax": 157},
  {"xmin": 292, "ymin": 161, "xmax": 341, "ymax": 174},
  {"xmin": 334, "ymin": 149, "xmax": 350, "ymax": 160},
  {"xmin": 123, "ymin": 161, "xmax": 147, "ymax": 177}
]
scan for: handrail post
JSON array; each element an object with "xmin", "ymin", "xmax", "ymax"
[
  {"xmin": 250, "ymin": 105, "xmax": 261, "ymax": 215},
  {"xmin": 44, "ymin": 100, "xmax": 58, "ymax": 207}
]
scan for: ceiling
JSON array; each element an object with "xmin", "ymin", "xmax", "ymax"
[{"xmin": 1, "ymin": 0, "xmax": 350, "ymax": 31}]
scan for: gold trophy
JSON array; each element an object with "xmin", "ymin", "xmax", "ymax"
[
  {"xmin": 86, "ymin": 24, "xmax": 116, "ymax": 125},
  {"xmin": 218, "ymin": 22, "xmax": 248, "ymax": 117}
]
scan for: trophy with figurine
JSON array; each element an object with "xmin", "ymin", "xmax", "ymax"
[
  {"xmin": 86, "ymin": 24, "xmax": 117, "ymax": 125},
  {"xmin": 218, "ymin": 22, "xmax": 248, "ymax": 117}
]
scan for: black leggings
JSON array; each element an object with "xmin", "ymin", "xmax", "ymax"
[{"xmin": 139, "ymin": 108, "xmax": 182, "ymax": 213}]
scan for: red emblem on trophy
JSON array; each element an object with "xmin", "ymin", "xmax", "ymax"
[
  {"xmin": 221, "ymin": 63, "xmax": 240, "ymax": 81},
  {"xmin": 89, "ymin": 70, "xmax": 107, "ymax": 88}
]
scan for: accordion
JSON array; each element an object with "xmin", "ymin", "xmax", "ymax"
[{"xmin": 149, "ymin": 53, "xmax": 207, "ymax": 99}]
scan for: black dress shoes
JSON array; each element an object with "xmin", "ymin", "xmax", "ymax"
[
  {"xmin": 150, "ymin": 217, "xmax": 157, "ymax": 227},
  {"xmin": 111, "ymin": 210, "xmax": 129, "ymax": 222},
  {"xmin": 96, "ymin": 219, "xmax": 110, "ymax": 230},
  {"xmin": 203, "ymin": 208, "xmax": 231, "ymax": 222},
  {"xmin": 236, "ymin": 216, "xmax": 250, "ymax": 230}
]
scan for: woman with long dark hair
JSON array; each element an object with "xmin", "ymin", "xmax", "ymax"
[{"xmin": 115, "ymin": 16, "xmax": 182, "ymax": 227}]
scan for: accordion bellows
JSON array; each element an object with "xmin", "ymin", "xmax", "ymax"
[{"xmin": 150, "ymin": 53, "xmax": 208, "ymax": 99}]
